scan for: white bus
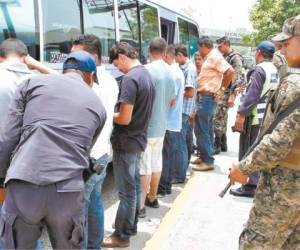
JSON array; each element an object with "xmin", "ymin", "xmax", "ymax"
[{"xmin": 0, "ymin": 0, "xmax": 200, "ymax": 67}]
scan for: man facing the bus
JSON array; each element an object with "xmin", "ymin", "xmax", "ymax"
[{"xmin": 102, "ymin": 42, "xmax": 155, "ymax": 248}]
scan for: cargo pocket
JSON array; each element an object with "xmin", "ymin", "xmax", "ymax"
[
  {"xmin": 0, "ymin": 212, "xmax": 17, "ymax": 250},
  {"xmin": 69, "ymin": 214, "xmax": 84, "ymax": 249}
]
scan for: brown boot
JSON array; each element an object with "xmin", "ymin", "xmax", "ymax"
[
  {"xmin": 101, "ymin": 235, "xmax": 130, "ymax": 248},
  {"xmin": 192, "ymin": 163, "xmax": 214, "ymax": 171}
]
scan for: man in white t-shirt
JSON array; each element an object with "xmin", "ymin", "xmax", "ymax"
[{"xmin": 72, "ymin": 34, "xmax": 119, "ymax": 249}]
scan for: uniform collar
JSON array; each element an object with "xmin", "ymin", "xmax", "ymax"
[{"xmin": 0, "ymin": 60, "xmax": 31, "ymax": 74}]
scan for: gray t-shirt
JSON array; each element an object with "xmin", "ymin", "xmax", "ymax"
[{"xmin": 145, "ymin": 59, "xmax": 176, "ymax": 138}]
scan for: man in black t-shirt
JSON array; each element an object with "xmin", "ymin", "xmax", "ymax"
[{"xmin": 102, "ymin": 42, "xmax": 155, "ymax": 248}]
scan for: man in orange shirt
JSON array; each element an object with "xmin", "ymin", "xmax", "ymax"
[{"xmin": 193, "ymin": 36, "xmax": 234, "ymax": 171}]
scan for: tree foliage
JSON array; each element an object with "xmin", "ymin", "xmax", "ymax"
[{"xmin": 246, "ymin": 0, "xmax": 300, "ymax": 45}]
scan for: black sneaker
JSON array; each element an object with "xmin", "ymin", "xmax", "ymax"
[
  {"xmin": 145, "ymin": 196, "xmax": 159, "ymax": 208},
  {"xmin": 138, "ymin": 207, "xmax": 146, "ymax": 218},
  {"xmin": 166, "ymin": 189, "xmax": 172, "ymax": 195}
]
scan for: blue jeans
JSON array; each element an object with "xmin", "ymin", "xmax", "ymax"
[
  {"xmin": 84, "ymin": 154, "xmax": 109, "ymax": 249},
  {"xmin": 175, "ymin": 114, "xmax": 190, "ymax": 182},
  {"xmin": 195, "ymin": 96, "xmax": 217, "ymax": 164},
  {"xmin": 112, "ymin": 151, "xmax": 141, "ymax": 241},
  {"xmin": 186, "ymin": 120, "xmax": 194, "ymax": 162},
  {"xmin": 159, "ymin": 130, "xmax": 180, "ymax": 194}
]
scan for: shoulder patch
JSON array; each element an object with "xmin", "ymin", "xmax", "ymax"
[{"xmin": 279, "ymin": 80, "xmax": 288, "ymax": 95}]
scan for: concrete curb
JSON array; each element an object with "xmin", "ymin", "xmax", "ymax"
[{"xmin": 143, "ymin": 171, "xmax": 198, "ymax": 250}]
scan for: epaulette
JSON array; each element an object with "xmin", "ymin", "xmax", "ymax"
[
  {"xmin": 287, "ymin": 67, "xmax": 300, "ymax": 74},
  {"xmin": 282, "ymin": 67, "xmax": 300, "ymax": 78}
]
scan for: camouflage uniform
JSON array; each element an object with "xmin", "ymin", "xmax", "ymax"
[
  {"xmin": 238, "ymin": 68, "xmax": 300, "ymax": 249},
  {"xmin": 273, "ymin": 51, "xmax": 287, "ymax": 80},
  {"xmin": 214, "ymin": 50, "xmax": 245, "ymax": 138}
]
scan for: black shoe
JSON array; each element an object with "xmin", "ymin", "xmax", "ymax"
[
  {"xmin": 145, "ymin": 196, "xmax": 159, "ymax": 208},
  {"xmin": 221, "ymin": 134, "xmax": 228, "ymax": 152},
  {"xmin": 157, "ymin": 188, "xmax": 166, "ymax": 197},
  {"xmin": 138, "ymin": 207, "xmax": 146, "ymax": 218},
  {"xmin": 172, "ymin": 179, "xmax": 185, "ymax": 184},
  {"xmin": 230, "ymin": 185, "xmax": 256, "ymax": 198},
  {"xmin": 166, "ymin": 189, "xmax": 172, "ymax": 195},
  {"xmin": 214, "ymin": 136, "xmax": 221, "ymax": 155}
]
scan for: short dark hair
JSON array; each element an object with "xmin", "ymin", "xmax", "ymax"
[
  {"xmin": 216, "ymin": 36, "xmax": 231, "ymax": 46},
  {"xmin": 73, "ymin": 34, "xmax": 102, "ymax": 61},
  {"xmin": 260, "ymin": 50, "xmax": 274, "ymax": 60},
  {"xmin": 175, "ymin": 44, "xmax": 188, "ymax": 57},
  {"xmin": 166, "ymin": 45, "xmax": 176, "ymax": 58},
  {"xmin": 198, "ymin": 36, "xmax": 214, "ymax": 48},
  {"xmin": 109, "ymin": 42, "xmax": 139, "ymax": 63},
  {"xmin": 149, "ymin": 37, "xmax": 167, "ymax": 54},
  {"xmin": 0, "ymin": 38, "xmax": 28, "ymax": 58}
]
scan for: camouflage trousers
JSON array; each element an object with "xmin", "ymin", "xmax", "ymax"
[
  {"xmin": 213, "ymin": 92, "xmax": 230, "ymax": 137},
  {"xmin": 239, "ymin": 167, "xmax": 300, "ymax": 250}
]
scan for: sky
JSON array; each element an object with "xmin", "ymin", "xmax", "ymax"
[{"xmin": 155, "ymin": 0, "xmax": 257, "ymax": 31}]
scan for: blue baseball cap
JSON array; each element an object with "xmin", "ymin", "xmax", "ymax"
[
  {"xmin": 63, "ymin": 51, "xmax": 96, "ymax": 73},
  {"xmin": 256, "ymin": 41, "xmax": 275, "ymax": 55}
]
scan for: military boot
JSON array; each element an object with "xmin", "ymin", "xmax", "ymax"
[
  {"xmin": 214, "ymin": 136, "xmax": 221, "ymax": 155},
  {"xmin": 221, "ymin": 134, "xmax": 228, "ymax": 152}
]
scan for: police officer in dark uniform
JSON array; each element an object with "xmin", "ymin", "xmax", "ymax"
[{"xmin": 0, "ymin": 51, "xmax": 106, "ymax": 249}]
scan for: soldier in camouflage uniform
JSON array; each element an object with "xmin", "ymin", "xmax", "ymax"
[
  {"xmin": 229, "ymin": 15, "xmax": 300, "ymax": 249},
  {"xmin": 273, "ymin": 43, "xmax": 288, "ymax": 80},
  {"xmin": 214, "ymin": 36, "xmax": 245, "ymax": 154}
]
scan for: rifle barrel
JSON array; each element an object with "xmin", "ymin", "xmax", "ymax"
[{"xmin": 219, "ymin": 182, "xmax": 232, "ymax": 198}]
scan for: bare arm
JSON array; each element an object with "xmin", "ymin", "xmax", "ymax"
[
  {"xmin": 113, "ymin": 103, "xmax": 134, "ymax": 125},
  {"xmin": 24, "ymin": 56, "xmax": 57, "ymax": 74},
  {"xmin": 222, "ymin": 67, "xmax": 235, "ymax": 89}
]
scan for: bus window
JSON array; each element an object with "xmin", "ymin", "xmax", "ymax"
[
  {"xmin": 82, "ymin": 0, "xmax": 116, "ymax": 64},
  {"xmin": 0, "ymin": 0, "xmax": 37, "ymax": 58},
  {"xmin": 188, "ymin": 22, "xmax": 199, "ymax": 56},
  {"xmin": 178, "ymin": 17, "xmax": 199, "ymax": 57},
  {"xmin": 178, "ymin": 18, "xmax": 189, "ymax": 52},
  {"xmin": 118, "ymin": 0, "xmax": 139, "ymax": 52},
  {"xmin": 160, "ymin": 18, "xmax": 175, "ymax": 45},
  {"xmin": 139, "ymin": 2, "xmax": 159, "ymax": 59},
  {"xmin": 42, "ymin": 0, "xmax": 81, "ymax": 63}
]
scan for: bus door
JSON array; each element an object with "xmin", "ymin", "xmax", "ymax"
[{"xmin": 160, "ymin": 17, "xmax": 175, "ymax": 44}]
